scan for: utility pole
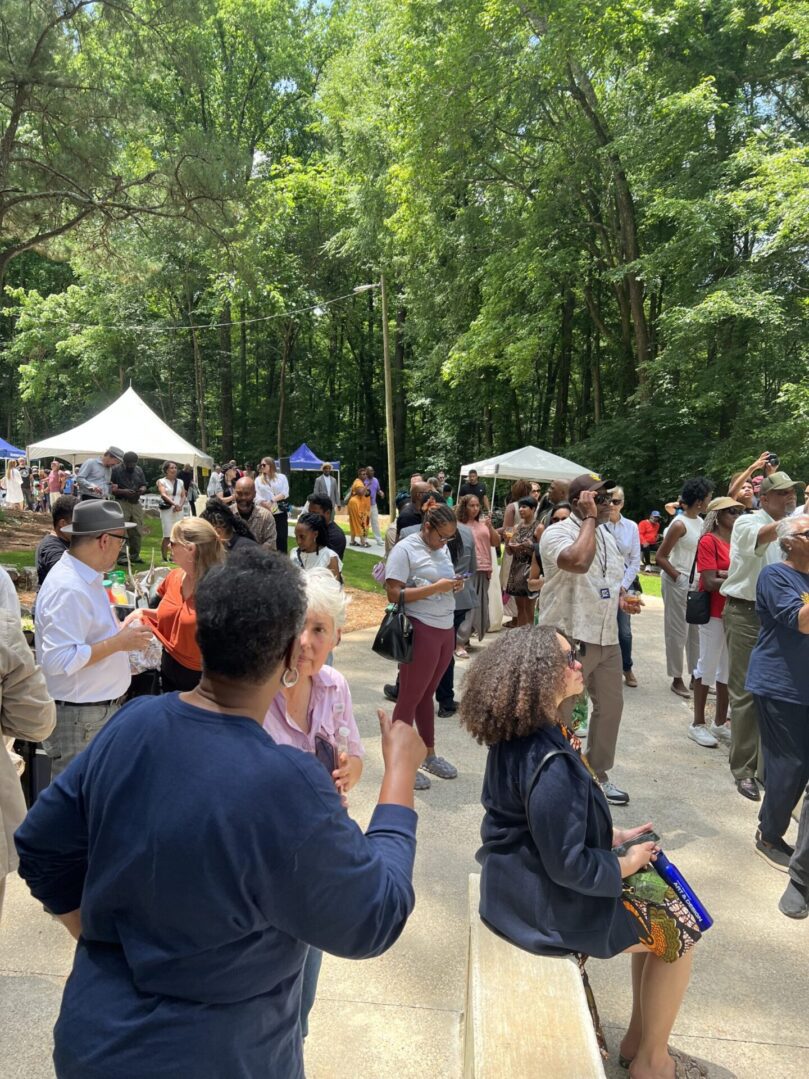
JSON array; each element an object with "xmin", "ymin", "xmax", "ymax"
[{"xmin": 380, "ymin": 273, "xmax": 397, "ymax": 522}]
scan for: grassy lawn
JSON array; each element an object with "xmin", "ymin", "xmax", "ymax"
[{"xmin": 342, "ymin": 549, "xmax": 381, "ymax": 592}]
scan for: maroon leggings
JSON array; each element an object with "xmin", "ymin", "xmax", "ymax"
[{"xmin": 393, "ymin": 617, "xmax": 455, "ymax": 748}]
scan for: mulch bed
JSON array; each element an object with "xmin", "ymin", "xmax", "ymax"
[{"xmin": 0, "ymin": 509, "xmax": 51, "ymax": 552}]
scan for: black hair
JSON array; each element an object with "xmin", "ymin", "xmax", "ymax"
[
  {"xmin": 123, "ymin": 452, "xmax": 138, "ymax": 466},
  {"xmin": 442, "ymin": 483, "xmax": 452, "ymax": 494},
  {"xmin": 680, "ymin": 476, "xmax": 714, "ymax": 508},
  {"xmin": 195, "ymin": 547, "xmax": 306, "ymax": 682},
  {"xmin": 424, "ymin": 492, "xmax": 447, "ymax": 504},
  {"xmin": 51, "ymin": 494, "xmax": 77, "ymax": 528},
  {"xmin": 307, "ymin": 493, "xmax": 333, "ymax": 516},
  {"xmin": 517, "ymin": 496, "xmax": 538, "ymax": 509},
  {"xmin": 201, "ymin": 497, "xmax": 256, "ymax": 540},
  {"xmin": 423, "ymin": 503, "xmax": 457, "ymax": 532},
  {"xmin": 296, "ymin": 511, "xmax": 329, "ymax": 550},
  {"xmin": 549, "ymin": 501, "xmax": 572, "ymax": 521}
]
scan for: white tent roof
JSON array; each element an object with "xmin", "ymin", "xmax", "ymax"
[
  {"xmin": 461, "ymin": 445, "xmax": 593, "ymax": 483},
  {"xmin": 27, "ymin": 387, "xmax": 213, "ymax": 469}
]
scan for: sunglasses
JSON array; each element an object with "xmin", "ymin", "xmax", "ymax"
[
  {"xmin": 593, "ymin": 493, "xmax": 611, "ymax": 505},
  {"xmin": 565, "ymin": 648, "xmax": 580, "ymax": 669},
  {"xmin": 723, "ymin": 508, "xmax": 744, "ymax": 516}
]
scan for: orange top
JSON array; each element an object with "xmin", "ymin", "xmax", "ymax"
[{"xmin": 142, "ymin": 569, "xmax": 202, "ymax": 671}]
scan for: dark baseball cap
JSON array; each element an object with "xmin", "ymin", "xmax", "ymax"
[
  {"xmin": 567, "ymin": 473, "xmax": 617, "ymax": 502},
  {"xmin": 760, "ymin": 471, "xmax": 804, "ymax": 495}
]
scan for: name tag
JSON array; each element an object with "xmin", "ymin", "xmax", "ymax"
[{"xmin": 599, "ymin": 587, "xmax": 611, "ymax": 599}]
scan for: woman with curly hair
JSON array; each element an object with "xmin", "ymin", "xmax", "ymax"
[
  {"xmin": 503, "ymin": 496, "xmax": 539, "ymax": 626},
  {"xmin": 462, "ymin": 627, "xmax": 703, "ymax": 1079},
  {"xmin": 455, "ymin": 494, "xmax": 500, "ymax": 653},
  {"xmin": 200, "ymin": 497, "xmax": 257, "ymax": 553}
]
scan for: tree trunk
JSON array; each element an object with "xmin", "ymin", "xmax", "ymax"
[
  {"xmin": 239, "ymin": 303, "xmax": 248, "ymax": 450},
  {"xmin": 185, "ymin": 283, "xmax": 207, "ymax": 452},
  {"xmin": 219, "ymin": 302, "xmax": 234, "ymax": 460},
  {"xmin": 276, "ymin": 320, "xmax": 296, "ymax": 460},
  {"xmin": 552, "ymin": 287, "xmax": 574, "ymax": 447},
  {"xmin": 393, "ymin": 303, "xmax": 407, "ymax": 463}
]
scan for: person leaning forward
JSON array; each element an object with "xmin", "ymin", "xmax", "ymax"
[
  {"xmin": 34, "ymin": 500, "xmax": 154, "ymax": 779},
  {"xmin": 537, "ymin": 473, "xmax": 638, "ymax": 806},
  {"xmin": 110, "ymin": 452, "xmax": 147, "ymax": 564},
  {"xmin": 76, "ymin": 446, "xmax": 123, "ymax": 501}
]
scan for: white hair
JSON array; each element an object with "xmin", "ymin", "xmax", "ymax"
[
  {"xmin": 776, "ymin": 514, "xmax": 809, "ymax": 551},
  {"xmin": 304, "ymin": 566, "xmax": 348, "ymax": 630}
]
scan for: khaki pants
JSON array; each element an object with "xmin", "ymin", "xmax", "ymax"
[
  {"xmin": 560, "ymin": 642, "xmax": 623, "ymax": 779},
  {"xmin": 723, "ymin": 598, "xmax": 761, "ymax": 781},
  {"xmin": 117, "ymin": 499, "xmax": 144, "ymax": 560},
  {"xmin": 661, "ymin": 573, "xmax": 700, "ymax": 680}
]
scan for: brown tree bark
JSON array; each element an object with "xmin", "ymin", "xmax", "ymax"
[{"xmin": 219, "ymin": 302, "xmax": 233, "ymax": 460}]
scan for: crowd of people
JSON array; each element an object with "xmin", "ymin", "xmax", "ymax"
[{"xmin": 1, "ymin": 443, "xmax": 808, "ymax": 1079}]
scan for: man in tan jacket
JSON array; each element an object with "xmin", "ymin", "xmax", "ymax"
[{"xmin": 1, "ymin": 610, "xmax": 55, "ymax": 919}]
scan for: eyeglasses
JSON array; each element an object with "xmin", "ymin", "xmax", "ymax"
[
  {"xmin": 565, "ymin": 648, "xmax": 580, "ymax": 669},
  {"xmin": 168, "ymin": 538, "xmax": 190, "ymax": 548},
  {"xmin": 101, "ymin": 532, "xmax": 127, "ymax": 544}
]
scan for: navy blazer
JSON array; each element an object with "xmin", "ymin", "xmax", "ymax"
[{"xmin": 477, "ymin": 723, "xmax": 638, "ymax": 958}]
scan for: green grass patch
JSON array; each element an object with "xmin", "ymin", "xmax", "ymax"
[
  {"xmin": 638, "ymin": 572, "xmax": 662, "ymax": 598},
  {"xmin": 0, "ymin": 549, "xmax": 34, "ymax": 569},
  {"xmin": 342, "ymin": 549, "xmax": 382, "ymax": 592}
]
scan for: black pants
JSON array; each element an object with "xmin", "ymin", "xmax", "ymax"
[
  {"xmin": 160, "ymin": 650, "xmax": 202, "ymax": 693},
  {"xmin": 754, "ymin": 695, "xmax": 809, "ymax": 844},
  {"xmin": 390, "ymin": 609, "xmax": 465, "ymax": 707},
  {"xmin": 275, "ymin": 510, "xmax": 289, "ymax": 554}
]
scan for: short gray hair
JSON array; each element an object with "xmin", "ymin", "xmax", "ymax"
[
  {"xmin": 304, "ymin": 566, "xmax": 348, "ymax": 633},
  {"xmin": 776, "ymin": 514, "xmax": 809, "ymax": 552}
]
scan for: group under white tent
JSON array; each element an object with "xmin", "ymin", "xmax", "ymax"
[
  {"xmin": 27, "ymin": 387, "xmax": 213, "ymax": 470},
  {"xmin": 459, "ymin": 444, "xmax": 596, "ymax": 508}
]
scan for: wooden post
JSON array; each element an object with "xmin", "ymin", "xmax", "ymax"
[{"xmin": 380, "ymin": 273, "xmax": 397, "ymax": 522}]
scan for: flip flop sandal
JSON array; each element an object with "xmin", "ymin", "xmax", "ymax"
[
  {"xmin": 414, "ymin": 771, "xmax": 431, "ymax": 790},
  {"xmin": 421, "ymin": 754, "xmax": 458, "ymax": 779},
  {"xmin": 619, "ymin": 1049, "xmax": 708, "ymax": 1077}
]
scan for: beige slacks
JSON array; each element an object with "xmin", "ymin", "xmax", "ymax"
[{"xmin": 560, "ymin": 641, "xmax": 624, "ymax": 779}]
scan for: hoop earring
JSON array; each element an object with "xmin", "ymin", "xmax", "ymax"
[{"xmin": 282, "ymin": 667, "xmax": 300, "ymax": 689}]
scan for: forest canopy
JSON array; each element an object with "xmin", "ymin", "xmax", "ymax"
[{"xmin": 1, "ymin": 0, "xmax": 807, "ymax": 508}]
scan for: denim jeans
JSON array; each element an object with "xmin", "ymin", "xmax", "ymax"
[{"xmin": 617, "ymin": 606, "xmax": 633, "ymax": 673}]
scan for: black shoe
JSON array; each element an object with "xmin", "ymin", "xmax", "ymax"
[
  {"xmin": 383, "ymin": 684, "xmax": 398, "ymax": 703},
  {"xmin": 779, "ymin": 880, "xmax": 809, "ymax": 919},
  {"xmin": 437, "ymin": 703, "xmax": 457, "ymax": 718},
  {"xmin": 755, "ymin": 831, "xmax": 794, "ymax": 872},
  {"xmin": 736, "ymin": 778, "xmax": 760, "ymax": 801}
]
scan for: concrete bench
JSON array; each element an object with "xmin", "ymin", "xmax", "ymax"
[{"xmin": 464, "ymin": 874, "xmax": 605, "ymax": 1078}]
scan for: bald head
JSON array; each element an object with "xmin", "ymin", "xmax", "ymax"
[
  {"xmin": 410, "ymin": 481, "xmax": 432, "ymax": 508},
  {"xmin": 234, "ymin": 476, "xmax": 257, "ymax": 517}
]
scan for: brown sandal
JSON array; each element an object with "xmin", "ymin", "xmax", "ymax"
[{"xmin": 621, "ymin": 1049, "xmax": 708, "ymax": 1078}]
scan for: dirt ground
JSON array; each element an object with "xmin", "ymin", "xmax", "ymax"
[
  {"xmin": 0, "ymin": 509, "xmax": 50, "ymax": 552},
  {"xmin": 343, "ymin": 588, "xmax": 387, "ymax": 633}
]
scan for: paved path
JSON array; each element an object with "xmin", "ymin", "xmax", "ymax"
[{"xmin": 1, "ymin": 598, "xmax": 807, "ymax": 1078}]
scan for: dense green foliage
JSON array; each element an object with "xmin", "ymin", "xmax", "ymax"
[{"xmin": 1, "ymin": 0, "xmax": 807, "ymax": 508}]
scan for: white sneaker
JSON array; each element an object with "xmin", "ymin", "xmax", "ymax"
[
  {"xmin": 710, "ymin": 723, "xmax": 732, "ymax": 744},
  {"xmin": 688, "ymin": 724, "xmax": 718, "ymax": 748}
]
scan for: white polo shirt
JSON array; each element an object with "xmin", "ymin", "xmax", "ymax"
[
  {"xmin": 35, "ymin": 552, "xmax": 130, "ymax": 703},
  {"xmin": 720, "ymin": 509, "xmax": 783, "ymax": 603}
]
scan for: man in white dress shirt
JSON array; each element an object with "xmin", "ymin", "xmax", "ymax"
[
  {"xmin": 602, "ymin": 486, "xmax": 642, "ymax": 688},
  {"xmin": 35, "ymin": 500, "xmax": 153, "ymax": 778}
]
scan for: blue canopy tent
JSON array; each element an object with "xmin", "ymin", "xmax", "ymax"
[
  {"xmin": 0, "ymin": 435, "xmax": 25, "ymax": 459},
  {"xmin": 288, "ymin": 443, "xmax": 340, "ymax": 472}
]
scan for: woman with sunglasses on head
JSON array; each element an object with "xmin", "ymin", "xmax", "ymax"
[
  {"xmin": 688, "ymin": 498, "xmax": 745, "ymax": 748},
  {"xmin": 464, "ymin": 626, "xmax": 704, "ymax": 1079},
  {"xmin": 385, "ymin": 503, "xmax": 464, "ymax": 789},
  {"xmin": 139, "ymin": 518, "xmax": 226, "ymax": 693},
  {"xmin": 256, "ymin": 457, "xmax": 290, "ymax": 553}
]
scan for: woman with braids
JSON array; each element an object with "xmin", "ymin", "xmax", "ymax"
[
  {"xmin": 385, "ymin": 503, "xmax": 464, "ymax": 789},
  {"xmin": 455, "ymin": 493, "xmax": 500, "ymax": 653},
  {"xmin": 290, "ymin": 513, "xmax": 341, "ymax": 579},
  {"xmin": 463, "ymin": 627, "xmax": 704, "ymax": 1079},
  {"xmin": 200, "ymin": 497, "xmax": 257, "ymax": 553}
]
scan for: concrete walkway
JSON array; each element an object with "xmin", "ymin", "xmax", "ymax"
[{"xmin": 1, "ymin": 598, "xmax": 807, "ymax": 1078}]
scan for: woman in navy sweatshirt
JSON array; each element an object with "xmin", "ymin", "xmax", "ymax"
[
  {"xmin": 462, "ymin": 626, "xmax": 704, "ymax": 1079},
  {"xmin": 15, "ymin": 546, "xmax": 425, "ymax": 1079}
]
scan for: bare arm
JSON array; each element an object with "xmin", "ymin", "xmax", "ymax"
[
  {"xmin": 56, "ymin": 910, "xmax": 82, "ymax": 941},
  {"xmin": 385, "ymin": 577, "xmax": 455, "ymax": 603},
  {"xmin": 729, "ymin": 452, "xmax": 769, "ymax": 499},
  {"xmin": 700, "ymin": 569, "xmax": 726, "ymax": 592},
  {"xmin": 555, "ymin": 491, "xmax": 599, "ymax": 574},
  {"xmin": 799, "ymin": 604, "xmax": 809, "ymax": 634},
  {"xmin": 655, "ymin": 519, "xmax": 686, "ymax": 581}
]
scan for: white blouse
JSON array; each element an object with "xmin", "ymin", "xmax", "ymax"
[{"xmin": 255, "ymin": 473, "xmax": 289, "ymax": 508}]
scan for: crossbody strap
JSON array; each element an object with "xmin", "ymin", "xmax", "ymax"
[{"xmin": 523, "ymin": 748, "xmax": 566, "ymax": 818}]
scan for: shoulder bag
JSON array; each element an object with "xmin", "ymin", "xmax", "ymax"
[
  {"xmin": 372, "ymin": 592, "xmax": 414, "ymax": 664},
  {"xmin": 685, "ymin": 544, "xmax": 711, "ymax": 625}
]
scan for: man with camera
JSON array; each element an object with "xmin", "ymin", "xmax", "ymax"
[{"xmin": 721, "ymin": 461, "xmax": 803, "ymax": 801}]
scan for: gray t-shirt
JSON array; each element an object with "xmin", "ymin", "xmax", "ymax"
[{"xmin": 385, "ymin": 532, "xmax": 455, "ymax": 629}]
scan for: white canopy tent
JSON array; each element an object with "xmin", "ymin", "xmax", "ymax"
[
  {"xmin": 27, "ymin": 387, "xmax": 213, "ymax": 469},
  {"xmin": 460, "ymin": 445, "xmax": 595, "ymax": 509}
]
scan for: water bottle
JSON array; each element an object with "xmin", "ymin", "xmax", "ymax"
[{"xmin": 654, "ymin": 851, "xmax": 713, "ymax": 931}]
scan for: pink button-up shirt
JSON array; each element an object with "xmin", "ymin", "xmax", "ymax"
[{"xmin": 263, "ymin": 665, "xmax": 365, "ymax": 759}]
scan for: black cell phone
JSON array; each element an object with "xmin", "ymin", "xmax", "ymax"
[
  {"xmin": 613, "ymin": 830, "xmax": 660, "ymax": 857},
  {"xmin": 314, "ymin": 735, "xmax": 336, "ymax": 775}
]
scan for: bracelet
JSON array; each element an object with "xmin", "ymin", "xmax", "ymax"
[{"xmin": 582, "ymin": 515, "xmax": 597, "ymax": 521}]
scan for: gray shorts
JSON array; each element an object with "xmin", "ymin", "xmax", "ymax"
[{"xmin": 42, "ymin": 701, "xmax": 120, "ymax": 778}]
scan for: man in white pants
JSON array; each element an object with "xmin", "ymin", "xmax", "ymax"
[{"xmin": 365, "ymin": 466, "xmax": 385, "ymax": 546}]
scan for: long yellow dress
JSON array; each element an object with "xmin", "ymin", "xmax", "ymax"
[{"xmin": 348, "ymin": 478, "xmax": 370, "ymax": 543}]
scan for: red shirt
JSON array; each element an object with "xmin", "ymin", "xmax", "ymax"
[
  {"xmin": 638, "ymin": 519, "xmax": 660, "ymax": 546},
  {"xmin": 142, "ymin": 569, "xmax": 202, "ymax": 670},
  {"xmin": 697, "ymin": 533, "xmax": 730, "ymax": 620}
]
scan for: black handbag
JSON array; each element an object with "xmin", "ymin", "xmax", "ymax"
[
  {"xmin": 685, "ymin": 550, "xmax": 711, "ymax": 625},
  {"xmin": 372, "ymin": 594, "xmax": 414, "ymax": 663}
]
